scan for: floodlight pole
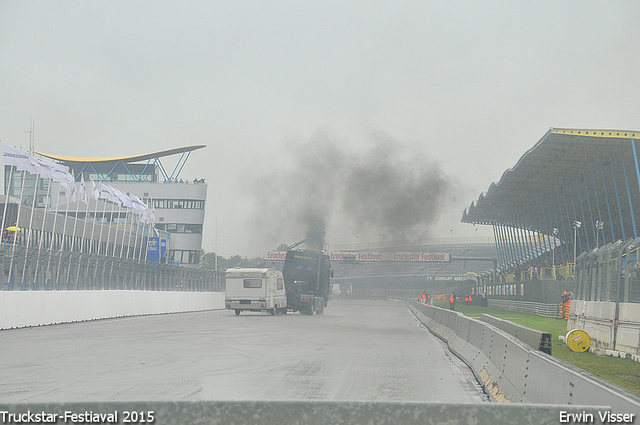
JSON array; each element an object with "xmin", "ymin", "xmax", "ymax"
[
  {"xmin": 573, "ymin": 220, "xmax": 582, "ymax": 277},
  {"xmin": 595, "ymin": 219, "xmax": 604, "ymax": 248},
  {"xmin": 552, "ymin": 228, "xmax": 558, "ymax": 281}
]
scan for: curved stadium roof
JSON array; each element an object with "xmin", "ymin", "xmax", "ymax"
[
  {"xmin": 35, "ymin": 145, "xmax": 206, "ymax": 164},
  {"xmin": 462, "ymin": 128, "xmax": 640, "ymax": 249}
]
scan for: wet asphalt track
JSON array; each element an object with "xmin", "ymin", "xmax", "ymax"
[{"xmin": 0, "ymin": 298, "xmax": 486, "ymax": 403}]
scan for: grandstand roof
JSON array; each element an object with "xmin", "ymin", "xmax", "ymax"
[
  {"xmin": 36, "ymin": 145, "xmax": 206, "ymax": 164},
  {"xmin": 462, "ymin": 128, "xmax": 640, "ymax": 237}
]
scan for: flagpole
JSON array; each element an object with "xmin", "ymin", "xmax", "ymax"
[
  {"xmin": 142, "ymin": 197, "xmax": 154, "ymax": 289},
  {"xmin": 93, "ymin": 198, "xmax": 109, "ymax": 290},
  {"xmin": 96, "ymin": 183, "xmax": 109, "ymax": 256},
  {"xmin": 118, "ymin": 206, "xmax": 127, "ymax": 258},
  {"xmin": 125, "ymin": 205, "xmax": 136, "ymax": 261},
  {"xmin": 0, "ymin": 165, "xmax": 15, "ymax": 258},
  {"xmin": 74, "ymin": 178, "xmax": 91, "ymax": 289},
  {"xmin": 88, "ymin": 181, "xmax": 100, "ymax": 254},
  {"xmin": 8, "ymin": 170, "xmax": 28, "ymax": 289},
  {"xmin": 54, "ymin": 186, "xmax": 72, "ymax": 290},
  {"xmin": 33, "ymin": 176, "xmax": 52, "ymax": 288},
  {"xmin": 21, "ymin": 172, "xmax": 40, "ymax": 289},
  {"xmin": 46, "ymin": 181, "xmax": 63, "ymax": 289},
  {"xmin": 65, "ymin": 180, "xmax": 81, "ymax": 287},
  {"xmin": 133, "ymin": 197, "xmax": 148, "ymax": 263},
  {"xmin": 94, "ymin": 183, "xmax": 110, "ymax": 290},
  {"xmin": 87, "ymin": 182, "xmax": 102, "ymax": 290}
]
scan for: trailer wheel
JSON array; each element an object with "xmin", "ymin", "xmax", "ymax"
[
  {"xmin": 270, "ymin": 307, "xmax": 276, "ymax": 316},
  {"xmin": 235, "ymin": 309, "xmax": 241, "ymax": 316}
]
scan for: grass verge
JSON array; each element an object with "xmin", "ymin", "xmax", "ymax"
[{"xmin": 431, "ymin": 300, "xmax": 640, "ymax": 395}]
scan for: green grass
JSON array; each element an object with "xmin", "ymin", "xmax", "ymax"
[{"xmin": 432, "ymin": 300, "xmax": 640, "ymax": 395}]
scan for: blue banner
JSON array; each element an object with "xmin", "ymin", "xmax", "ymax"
[{"xmin": 146, "ymin": 237, "xmax": 160, "ymax": 263}]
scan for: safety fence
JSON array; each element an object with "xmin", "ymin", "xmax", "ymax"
[
  {"xmin": 487, "ymin": 299, "xmax": 562, "ymax": 317},
  {"xmin": 1, "ymin": 242, "xmax": 224, "ymax": 292},
  {"xmin": 575, "ymin": 237, "xmax": 640, "ymax": 303}
]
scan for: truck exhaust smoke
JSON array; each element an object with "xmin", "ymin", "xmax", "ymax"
[{"xmin": 245, "ymin": 130, "xmax": 458, "ymax": 251}]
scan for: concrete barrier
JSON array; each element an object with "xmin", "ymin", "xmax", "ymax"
[
  {"xmin": 406, "ymin": 300, "xmax": 640, "ymax": 412},
  {"xmin": 0, "ymin": 290, "xmax": 225, "ymax": 329},
  {"xmin": 0, "ymin": 401, "xmax": 613, "ymax": 425},
  {"xmin": 481, "ymin": 313, "xmax": 552, "ymax": 354},
  {"xmin": 618, "ymin": 303, "xmax": 640, "ymax": 355}
]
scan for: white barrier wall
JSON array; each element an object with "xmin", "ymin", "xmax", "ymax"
[
  {"xmin": 568, "ymin": 300, "xmax": 640, "ymax": 356},
  {"xmin": 618, "ymin": 303, "xmax": 640, "ymax": 355},
  {"xmin": 0, "ymin": 291, "xmax": 225, "ymax": 330},
  {"xmin": 407, "ymin": 301, "xmax": 640, "ymax": 412}
]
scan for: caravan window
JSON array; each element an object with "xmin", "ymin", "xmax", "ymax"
[
  {"xmin": 243, "ymin": 279, "xmax": 262, "ymax": 288},
  {"xmin": 277, "ymin": 278, "xmax": 284, "ymax": 290}
]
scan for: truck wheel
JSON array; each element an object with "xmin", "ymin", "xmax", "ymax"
[
  {"xmin": 235, "ymin": 309, "xmax": 241, "ymax": 316},
  {"xmin": 270, "ymin": 307, "xmax": 276, "ymax": 316}
]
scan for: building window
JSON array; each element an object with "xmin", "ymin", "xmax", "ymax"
[
  {"xmin": 146, "ymin": 199, "xmax": 205, "ymax": 210},
  {"xmin": 155, "ymin": 223, "xmax": 202, "ymax": 234},
  {"xmin": 169, "ymin": 249, "xmax": 200, "ymax": 264}
]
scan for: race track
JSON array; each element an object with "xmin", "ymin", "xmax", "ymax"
[{"xmin": 0, "ymin": 298, "xmax": 486, "ymax": 403}]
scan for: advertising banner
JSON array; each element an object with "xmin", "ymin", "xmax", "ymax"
[
  {"xmin": 425, "ymin": 275, "xmax": 477, "ymax": 282},
  {"xmin": 264, "ymin": 251, "xmax": 451, "ymax": 262},
  {"xmin": 146, "ymin": 237, "xmax": 160, "ymax": 263},
  {"xmin": 160, "ymin": 238, "xmax": 168, "ymax": 263}
]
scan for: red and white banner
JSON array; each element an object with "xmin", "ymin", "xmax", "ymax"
[{"xmin": 264, "ymin": 251, "xmax": 451, "ymax": 262}]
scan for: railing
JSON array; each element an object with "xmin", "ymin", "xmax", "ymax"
[
  {"xmin": 0, "ymin": 242, "xmax": 224, "ymax": 292},
  {"xmin": 496, "ymin": 264, "xmax": 575, "ymax": 283}
]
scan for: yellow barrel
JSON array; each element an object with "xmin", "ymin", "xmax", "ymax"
[{"xmin": 565, "ymin": 329, "xmax": 591, "ymax": 352}]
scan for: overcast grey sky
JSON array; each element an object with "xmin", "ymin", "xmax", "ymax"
[{"xmin": 1, "ymin": 1, "xmax": 639, "ymax": 257}]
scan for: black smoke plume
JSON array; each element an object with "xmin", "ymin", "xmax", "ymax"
[{"xmin": 245, "ymin": 130, "xmax": 458, "ymax": 251}]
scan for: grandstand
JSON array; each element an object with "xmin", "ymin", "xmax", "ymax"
[
  {"xmin": 331, "ymin": 242, "xmax": 498, "ymax": 298},
  {"xmin": 462, "ymin": 128, "xmax": 640, "ymax": 274}
]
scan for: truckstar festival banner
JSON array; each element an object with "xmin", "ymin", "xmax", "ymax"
[{"xmin": 264, "ymin": 251, "xmax": 451, "ymax": 262}]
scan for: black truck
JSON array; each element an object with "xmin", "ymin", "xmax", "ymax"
[{"xmin": 282, "ymin": 249, "xmax": 332, "ymax": 315}]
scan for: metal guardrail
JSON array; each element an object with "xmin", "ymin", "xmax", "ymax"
[{"xmin": 487, "ymin": 299, "xmax": 561, "ymax": 317}]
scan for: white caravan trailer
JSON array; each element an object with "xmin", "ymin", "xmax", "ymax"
[{"xmin": 225, "ymin": 268, "xmax": 287, "ymax": 315}]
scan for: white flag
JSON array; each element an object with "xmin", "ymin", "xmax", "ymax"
[
  {"xmin": 91, "ymin": 180, "xmax": 100, "ymax": 200},
  {"xmin": 100, "ymin": 184, "xmax": 119, "ymax": 203},
  {"xmin": 128, "ymin": 193, "xmax": 147, "ymax": 212},
  {"xmin": 79, "ymin": 174, "xmax": 88, "ymax": 205},
  {"xmin": 50, "ymin": 162, "xmax": 70, "ymax": 184},
  {"xmin": 65, "ymin": 171, "xmax": 76, "ymax": 201},
  {"xmin": 30, "ymin": 156, "xmax": 55, "ymax": 179},
  {"xmin": 139, "ymin": 208, "xmax": 149, "ymax": 224},
  {"xmin": 2, "ymin": 145, "xmax": 35, "ymax": 173},
  {"xmin": 111, "ymin": 186, "xmax": 133, "ymax": 208}
]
